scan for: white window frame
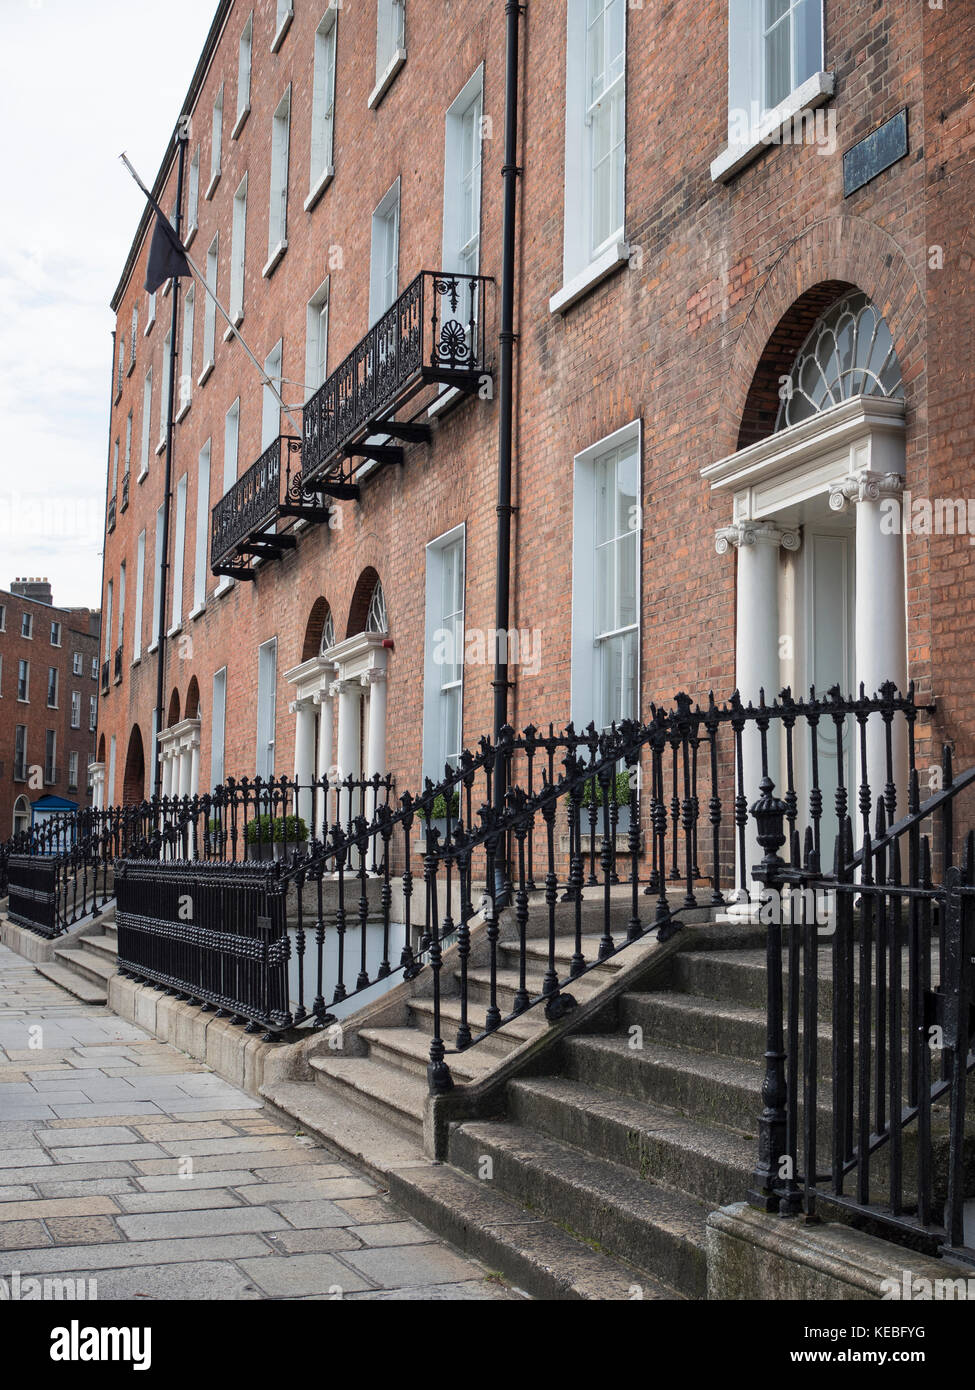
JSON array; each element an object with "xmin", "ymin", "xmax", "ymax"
[
  {"xmin": 149, "ymin": 503, "xmax": 164, "ymax": 653},
  {"xmin": 177, "ymin": 285, "xmax": 194, "ymax": 419},
  {"xmin": 443, "ymin": 66, "xmax": 484, "ymax": 279},
  {"xmin": 47, "ymin": 665, "xmax": 58, "ymax": 709},
  {"xmin": 228, "ymin": 175, "xmax": 247, "ymax": 330},
  {"xmin": 117, "ymin": 561, "xmax": 126, "ymax": 652},
  {"xmin": 116, "ymin": 337, "xmax": 125, "ymax": 398},
  {"xmin": 89, "ymin": 695, "xmax": 97, "ymax": 732},
  {"xmin": 145, "ymin": 291, "xmax": 156, "ymax": 334},
  {"xmin": 168, "ymin": 475, "xmax": 187, "ymax": 637},
  {"xmin": 711, "ymin": 0, "xmax": 831, "ymax": 183},
  {"xmin": 68, "ymin": 750, "xmax": 79, "ymax": 790},
  {"xmin": 72, "ymin": 652, "xmax": 83, "ymax": 676},
  {"xmin": 201, "ymin": 234, "xmax": 218, "ymax": 380},
  {"xmin": 272, "ymin": 0, "xmax": 294, "ymax": 52},
  {"xmin": 45, "ymin": 729, "xmax": 56, "ymax": 785},
  {"xmin": 71, "ymin": 690, "xmax": 81, "ymax": 730},
  {"xmin": 208, "ymin": 84, "xmax": 224, "ymax": 198},
  {"xmin": 370, "ymin": 0, "xmax": 406, "ymax": 109},
  {"xmin": 305, "ymin": 278, "xmax": 330, "ymax": 399},
  {"xmin": 234, "ymin": 13, "xmax": 253, "ymax": 136},
  {"xmin": 130, "ymin": 306, "xmax": 138, "ymax": 364},
  {"xmin": 217, "ymin": 400, "xmax": 240, "ymax": 596},
  {"xmin": 551, "ymin": 0, "xmax": 629, "ymax": 316},
  {"xmin": 256, "ymin": 638, "xmax": 278, "ymax": 781},
  {"xmin": 369, "ymin": 178, "xmax": 400, "ymax": 324},
  {"xmin": 158, "ymin": 329, "xmax": 171, "ymax": 450},
  {"xmin": 192, "ymin": 440, "xmax": 211, "ymax": 618},
  {"xmin": 211, "ymin": 667, "xmax": 228, "ymax": 788},
  {"xmin": 570, "ymin": 420, "xmax": 642, "ymax": 730},
  {"xmin": 108, "ymin": 734, "xmax": 116, "ymax": 805},
  {"xmin": 124, "ymin": 412, "xmax": 132, "ymax": 477},
  {"xmin": 307, "ymin": 7, "xmax": 339, "ymax": 210},
  {"xmin": 423, "ymin": 526, "xmax": 466, "ymax": 782},
  {"xmin": 104, "ymin": 581, "xmax": 113, "ymax": 661},
  {"xmin": 17, "ymin": 659, "xmax": 29, "ymax": 703},
  {"xmin": 186, "ymin": 146, "xmax": 200, "ymax": 245},
  {"xmin": 133, "ymin": 529, "xmax": 146, "ymax": 662},
  {"xmin": 262, "ymin": 342, "xmax": 283, "ymax": 452},
  {"xmin": 21, "ymin": 611, "xmax": 33, "ymax": 639},
  {"xmin": 139, "ymin": 366, "xmax": 152, "ymax": 479},
  {"xmin": 50, "ymin": 620, "xmax": 61, "ymax": 648},
  {"xmin": 264, "ymin": 87, "xmax": 291, "ymax": 276}
]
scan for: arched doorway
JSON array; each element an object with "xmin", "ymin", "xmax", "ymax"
[
  {"xmin": 122, "ymin": 726, "xmax": 146, "ymax": 805},
  {"xmin": 12, "ymin": 795, "xmax": 30, "ymax": 837},
  {"xmin": 167, "ymin": 689, "xmax": 181, "ymax": 728},
  {"xmin": 705, "ymin": 288, "xmax": 908, "ymax": 881}
]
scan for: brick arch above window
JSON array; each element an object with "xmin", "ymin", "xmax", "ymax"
[{"xmin": 724, "ymin": 215, "xmax": 925, "ymax": 455}]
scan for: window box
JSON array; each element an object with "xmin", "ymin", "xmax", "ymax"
[
  {"xmin": 304, "ymin": 166, "xmax": 334, "ymax": 213},
  {"xmin": 368, "ymin": 49, "xmax": 406, "ymax": 110},
  {"xmin": 550, "ymin": 240, "xmax": 630, "ymax": 316},
  {"xmin": 710, "ymin": 70, "xmax": 835, "ymax": 183},
  {"xmin": 262, "ymin": 242, "xmax": 288, "ymax": 279}
]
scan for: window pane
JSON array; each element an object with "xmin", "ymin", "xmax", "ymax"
[
  {"xmin": 765, "ymin": 15, "xmax": 791, "ymax": 108},
  {"xmin": 794, "ymin": 0, "xmax": 823, "ymax": 85}
]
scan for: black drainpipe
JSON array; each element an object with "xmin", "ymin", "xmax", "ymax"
[
  {"xmin": 153, "ymin": 123, "xmax": 189, "ymax": 796},
  {"xmin": 492, "ymin": 0, "xmax": 524, "ymax": 875}
]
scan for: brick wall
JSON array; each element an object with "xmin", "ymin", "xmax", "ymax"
[{"xmin": 97, "ymin": 0, "xmax": 975, "ymax": 813}]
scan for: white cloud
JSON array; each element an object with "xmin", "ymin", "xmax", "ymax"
[{"xmin": 0, "ymin": 0, "xmax": 217, "ymax": 608}]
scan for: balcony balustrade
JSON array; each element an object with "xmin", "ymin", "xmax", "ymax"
[
  {"xmin": 107, "ymin": 496, "xmax": 117, "ymax": 534},
  {"xmin": 121, "ymin": 474, "xmax": 130, "ymax": 513},
  {"xmin": 114, "ymin": 647, "xmax": 123, "ymax": 684},
  {"xmin": 210, "ymin": 270, "xmax": 492, "ymax": 578},
  {"xmin": 101, "ymin": 661, "xmax": 110, "ymax": 696}
]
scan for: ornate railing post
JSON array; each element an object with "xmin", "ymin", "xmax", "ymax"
[{"xmin": 748, "ymin": 773, "xmax": 799, "ymax": 1214}]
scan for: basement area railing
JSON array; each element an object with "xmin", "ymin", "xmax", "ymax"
[
  {"xmin": 749, "ymin": 728, "xmax": 975, "ymax": 1266},
  {"xmin": 95, "ymin": 685, "xmax": 924, "ymax": 1053}
]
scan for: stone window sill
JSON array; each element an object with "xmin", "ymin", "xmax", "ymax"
[
  {"xmin": 368, "ymin": 50, "xmax": 406, "ymax": 110},
  {"xmin": 710, "ymin": 71, "xmax": 835, "ymax": 184},
  {"xmin": 549, "ymin": 240, "xmax": 630, "ymax": 316}
]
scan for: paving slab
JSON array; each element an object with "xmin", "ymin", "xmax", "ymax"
[{"xmin": 0, "ymin": 936, "xmax": 516, "ymax": 1301}]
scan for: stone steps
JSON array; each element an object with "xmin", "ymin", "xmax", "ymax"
[
  {"xmin": 35, "ymin": 960, "xmax": 108, "ymax": 1005},
  {"xmin": 357, "ymin": 1026, "xmax": 498, "ymax": 1084},
  {"xmin": 448, "ymin": 1120, "xmax": 709, "ymax": 1298},
  {"xmin": 53, "ymin": 943, "xmax": 116, "ymax": 989},
  {"xmin": 506, "ymin": 1075, "xmax": 754, "ymax": 1208},
  {"xmin": 308, "ymin": 1054, "xmax": 428, "ymax": 1141},
  {"xmin": 407, "ymin": 995, "xmax": 542, "ymax": 1057},
  {"xmin": 387, "ymin": 1161, "xmax": 682, "ymax": 1300}
]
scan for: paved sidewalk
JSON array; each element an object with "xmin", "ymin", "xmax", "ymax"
[{"xmin": 0, "ymin": 940, "xmax": 518, "ymax": 1299}]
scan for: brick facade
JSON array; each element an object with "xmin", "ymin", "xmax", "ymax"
[
  {"xmin": 98, "ymin": 0, "xmax": 975, "ymax": 815},
  {"xmin": 0, "ymin": 582, "xmax": 100, "ymax": 834}
]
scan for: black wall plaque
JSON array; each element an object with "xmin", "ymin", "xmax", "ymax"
[{"xmin": 843, "ymin": 110, "xmax": 909, "ymax": 197}]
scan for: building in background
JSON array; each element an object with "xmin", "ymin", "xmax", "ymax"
[
  {"xmin": 95, "ymin": 0, "xmax": 974, "ymax": 839},
  {"xmin": 0, "ymin": 579, "xmax": 100, "ymax": 835}
]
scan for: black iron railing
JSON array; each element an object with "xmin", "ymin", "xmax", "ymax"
[
  {"xmin": 101, "ymin": 661, "xmax": 110, "ymax": 696},
  {"xmin": 105, "ymin": 684, "xmax": 925, "ymax": 1056},
  {"xmin": 748, "ymin": 736, "xmax": 975, "ymax": 1266},
  {"xmin": 115, "ymin": 861, "xmax": 291, "ymax": 1036},
  {"xmin": 114, "ymin": 646, "xmax": 123, "ymax": 683},
  {"xmin": 301, "ymin": 269, "xmax": 492, "ymax": 490},
  {"xmin": 107, "ymin": 496, "xmax": 117, "ymax": 533},
  {"xmin": 210, "ymin": 436, "xmax": 302, "ymax": 574},
  {"xmin": 121, "ymin": 474, "xmax": 129, "ymax": 513}
]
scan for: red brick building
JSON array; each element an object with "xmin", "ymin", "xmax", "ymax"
[
  {"xmin": 0, "ymin": 579, "xmax": 100, "ymax": 835},
  {"xmin": 95, "ymin": 0, "xmax": 975, "ymax": 845}
]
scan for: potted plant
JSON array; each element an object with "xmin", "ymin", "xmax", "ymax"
[
  {"xmin": 245, "ymin": 814, "xmax": 277, "ymax": 861},
  {"xmin": 419, "ymin": 790, "xmax": 461, "ymax": 841},
  {"xmin": 579, "ymin": 769, "xmax": 636, "ymax": 836}
]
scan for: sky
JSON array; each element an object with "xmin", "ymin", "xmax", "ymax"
[{"xmin": 0, "ymin": 0, "xmax": 218, "ymax": 611}]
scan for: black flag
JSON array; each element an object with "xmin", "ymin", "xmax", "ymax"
[{"xmin": 145, "ymin": 208, "xmax": 190, "ymax": 295}]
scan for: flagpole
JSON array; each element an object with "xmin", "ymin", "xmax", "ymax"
[
  {"xmin": 152, "ymin": 126, "xmax": 188, "ymax": 798},
  {"xmin": 119, "ymin": 152, "xmax": 303, "ymax": 440}
]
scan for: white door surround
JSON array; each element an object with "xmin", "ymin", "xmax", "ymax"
[
  {"xmin": 285, "ymin": 631, "xmax": 389, "ymax": 837},
  {"xmin": 703, "ymin": 395, "xmax": 908, "ymax": 891},
  {"xmin": 158, "ymin": 718, "xmax": 202, "ymax": 801}
]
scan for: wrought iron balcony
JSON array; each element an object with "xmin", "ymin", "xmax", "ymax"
[
  {"xmin": 121, "ymin": 474, "xmax": 130, "ymax": 513},
  {"xmin": 101, "ymin": 661, "xmax": 110, "ymax": 696},
  {"xmin": 114, "ymin": 646, "xmax": 123, "ymax": 683},
  {"xmin": 301, "ymin": 269, "xmax": 492, "ymax": 493},
  {"xmin": 210, "ymin": 436, "xmax": 314, "ymax": 578},
  {"xmin": 107, "ymin": 496, "xmax": 117, "ymax": 534}
]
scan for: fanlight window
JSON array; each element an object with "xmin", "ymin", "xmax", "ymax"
[
  {"xmin": 319, "ymin": 610, "xmax": 336, "ymax": 656},
  {"xmin": 776, "ymin": 292, "xmax": 903, "ymax": 431},
  {"xmin": 366, "ymin": 580, "xmax": 388, "ymax": 634}
]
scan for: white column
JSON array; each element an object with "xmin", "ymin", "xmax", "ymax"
[
  {"xmin": 178, "ymin": 740, "xmax": 193, "ymax": 799},
  {"xmin": 291, "ymin": 697, "xmax": 317, "ymax": 834},
  {"xmin": 189, "ymin": 738, "xmax": 201, "ymax": 798},
  {"xmin": 831, "ymin": 470, "xmax": 908, "ymax": 818},
  {"xmin": 716, "ymin": 521, "xmax": 800, "ymax": 896},
  {"xmin": 334, "ymin": 679, "xmax": 360, "ymax": 801},
  {"xmin": 362, "ymin": 669, "xmax": 388, "ymax": 822},
  {"xmin": 160, "ymin": 745, "xmax": 174, "ymax": 799},
  {"xmin": 315, "ymin": 681, "xmax": 336, "ymax": 835}
]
